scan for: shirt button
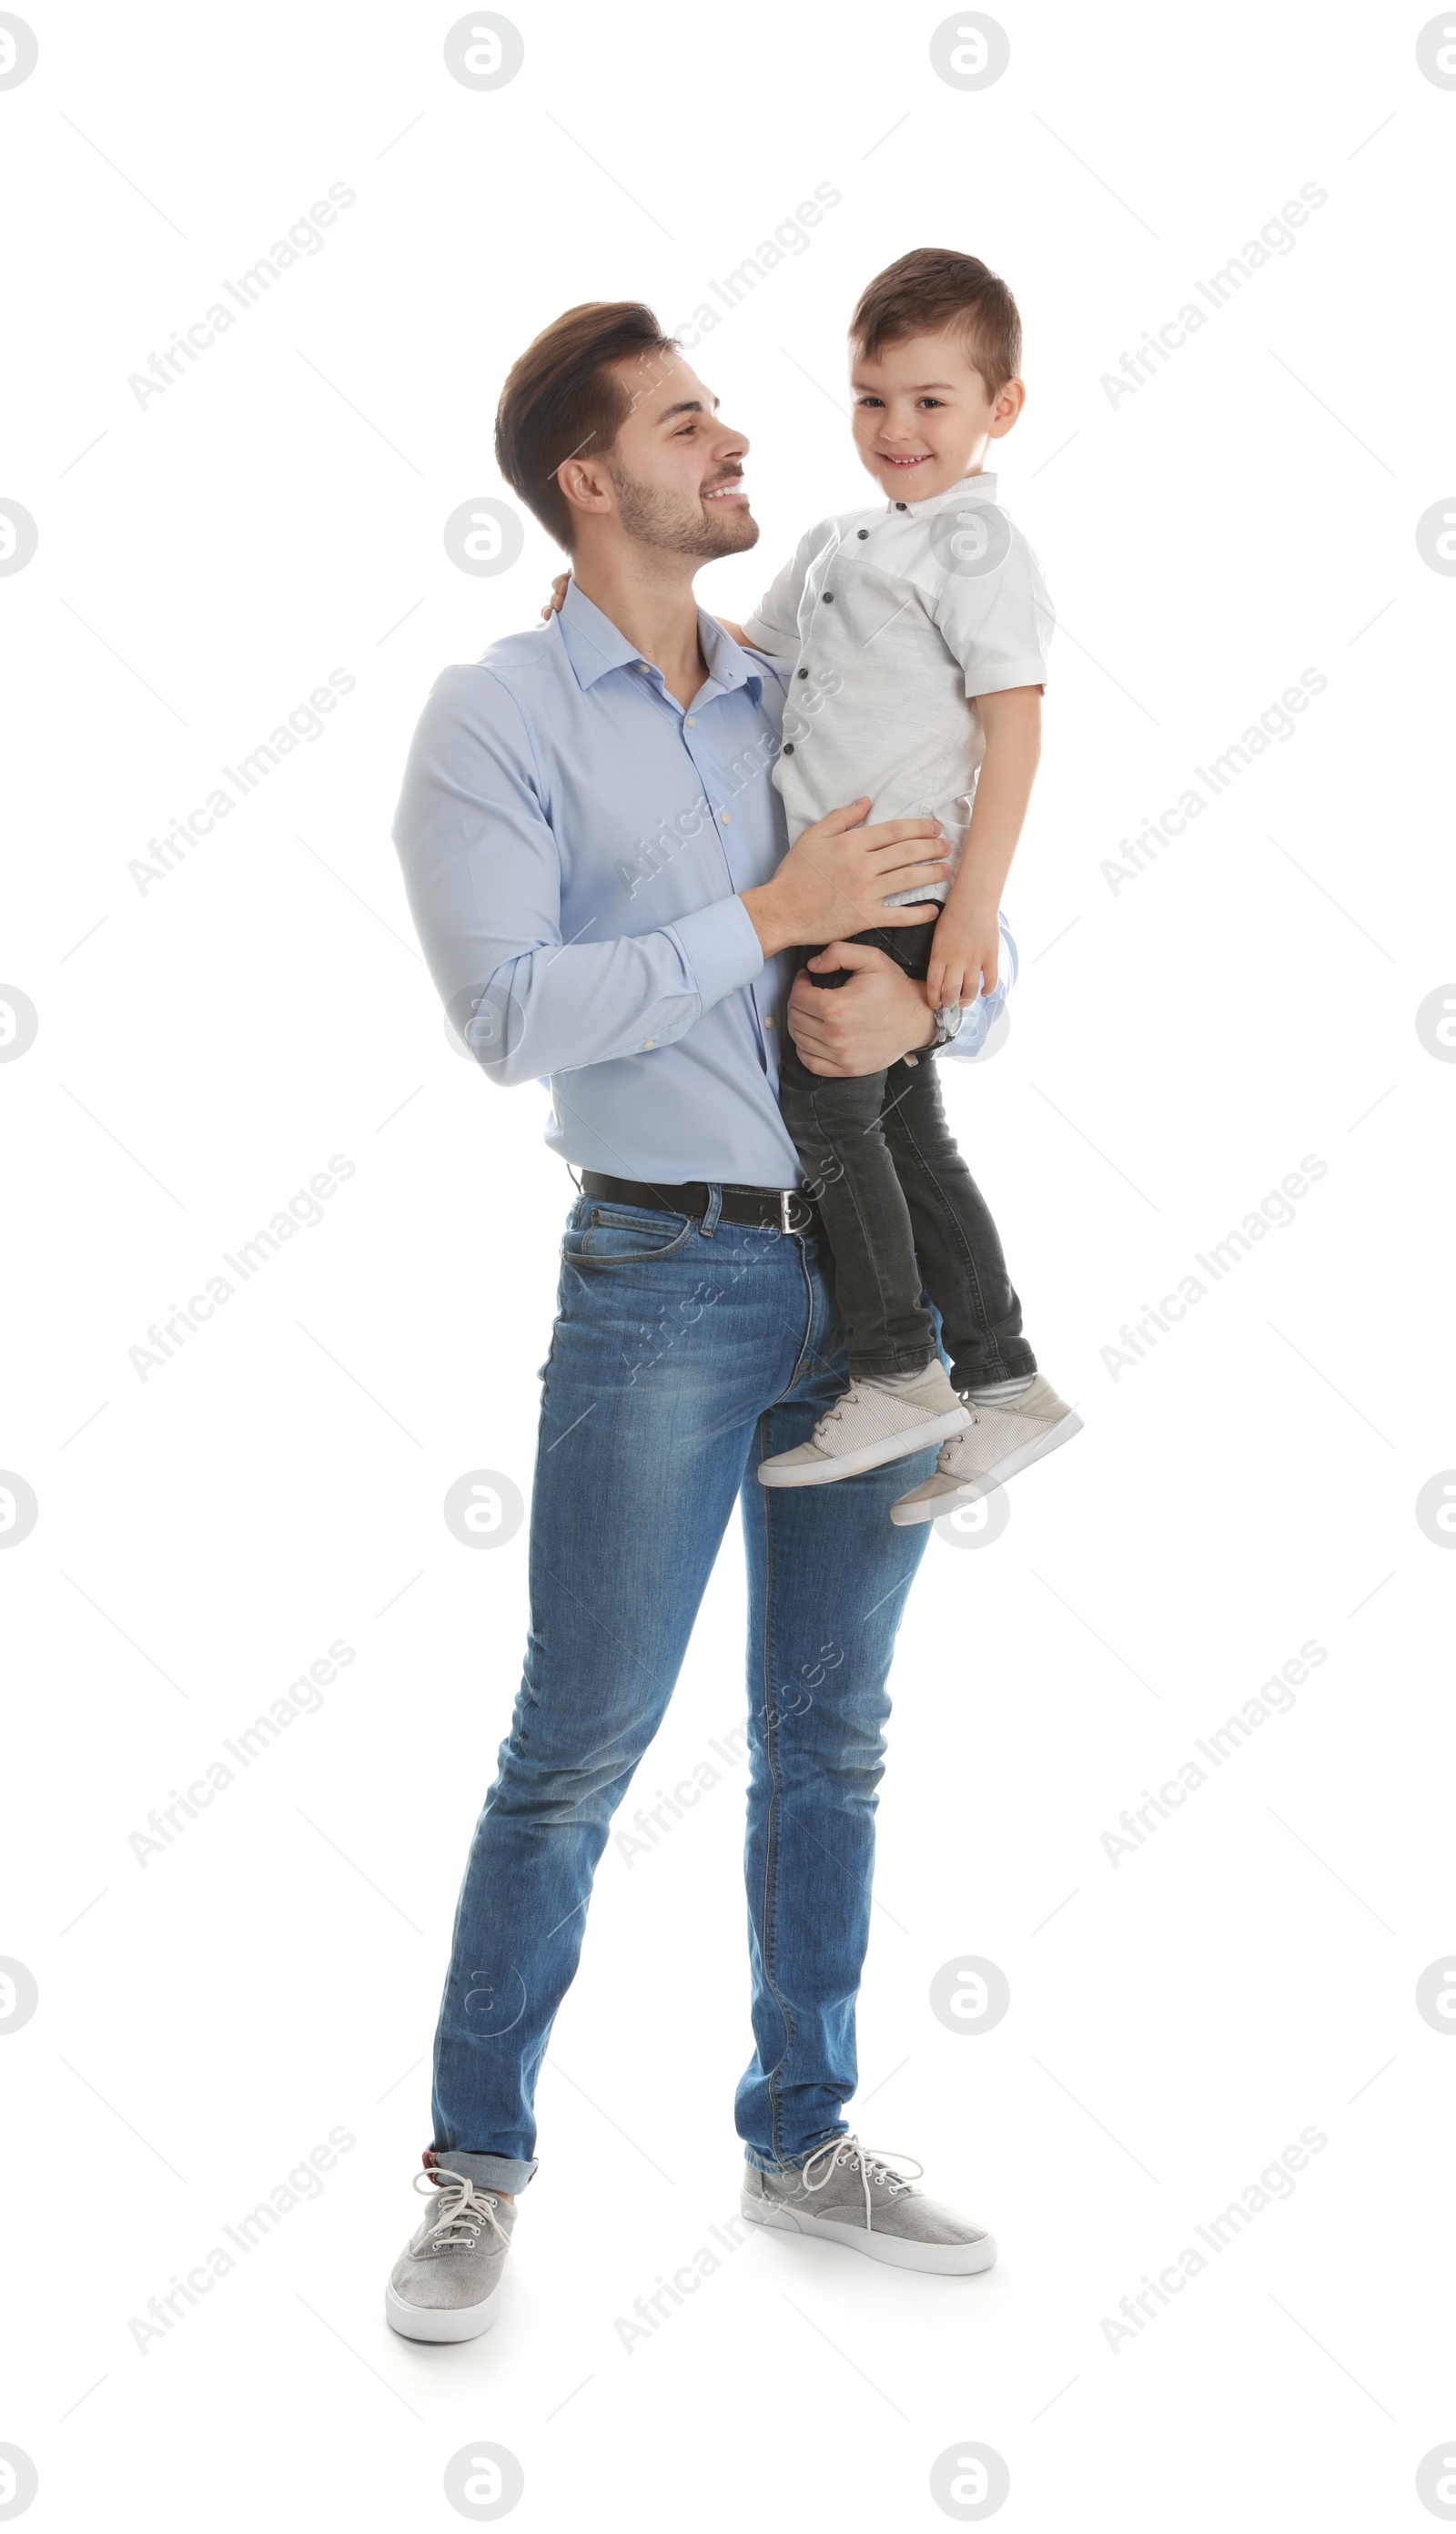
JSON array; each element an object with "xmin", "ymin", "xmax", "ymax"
[
  {"xmin": 643, "ymin": 1039, "xmax": 655, "ymax": 1049},
  {"xmin": 895, "ymin": 501, "xmax": 907, "ymax": 511},
  {"xmin": 764, "ymin": 1014, "xmax": 775, "ymax": 1028},
  {"xmin": 822, "ymin": 591, "xmax": 834, "ymax": 603},
  {"xmin": 686, "ymin": 715, "xmax": 695, "ymax": 725},
  {"xmin": 857, "ymin": 528, "xmax": 869, "ymax": 539},
  {"xmin": 719, "ymin": 811, "xmax": 730, "ymax": 825},
  {"xmin": 782, "ymin": 742, "xmax": 794, "ymax": 754},
  {"xmin": 796, "ymin": 667, "xmax": 809, "ymax": 679}
]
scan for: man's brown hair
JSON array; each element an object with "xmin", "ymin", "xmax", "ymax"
[
  {"xmin": 850, "ymin": 248, "xmax": 1022, "ymax": 398},
  {"xmin": 494, "ymin": 301, "xmax": 679, "ymax": 549}
]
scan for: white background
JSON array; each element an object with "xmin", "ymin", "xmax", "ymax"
[{"xmin": 3, "ymin": 2, "xmax": 1455, "ymax": 2527}]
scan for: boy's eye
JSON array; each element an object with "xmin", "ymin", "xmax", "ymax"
[{"xmin": 917, "ymin": 397, "xmax": 945, "ymax": 409}]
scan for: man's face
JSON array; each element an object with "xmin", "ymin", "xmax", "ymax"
[
  {"xmin": 599, "ymin": 350, "xmax": 757, "ymax": 560},
  {"xmin": 850, "ymin": 327, "xmax": 1018, "ymax": 502}
]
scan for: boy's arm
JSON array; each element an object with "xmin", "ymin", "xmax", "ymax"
[{"xmin": 925, "ymin": 686, "xmax": 1041, "ymax": 1012}]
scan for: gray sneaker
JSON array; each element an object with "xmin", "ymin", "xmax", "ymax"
[
  {"xmin": 758, "ymin": 1363, "xmax": 971, "ymax": 1488},
  {"xmin": 385, "ymin": 2166, "xmax": 516, "ymax": 2342},
  {"xmin": 890, "ymin": 1375, "xmax": 1082, "ymax": 1524},
  {"xmin": 741, "ymin": 2134, "xmax": 996, "ymax": 2274}
]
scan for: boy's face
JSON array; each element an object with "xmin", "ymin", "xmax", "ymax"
[{"xmin": 850, "ymin": 327, "xmax": 1024, "ymax": 502}]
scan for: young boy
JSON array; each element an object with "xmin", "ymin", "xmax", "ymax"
[{"xmin": 723, "ymin": 247, "xmax": 1080, "ymax": 1520}]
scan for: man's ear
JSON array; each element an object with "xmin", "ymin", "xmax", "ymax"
[{"xmin": 556, "ymin": 455, "xmax": 613, "ymax": 522}]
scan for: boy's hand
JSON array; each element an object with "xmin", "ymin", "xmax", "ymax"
[{"xmin": 925, "ymin": 897, "xmax": 1000, "ymax": 1010}]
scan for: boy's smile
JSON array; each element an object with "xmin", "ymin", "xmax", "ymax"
[{"xmin": 850, "ymin": 324, "xmax": 1025, "ymax": 503}]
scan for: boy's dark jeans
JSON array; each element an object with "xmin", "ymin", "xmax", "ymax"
[{"xmin": 778, "ymin": 913, "xmax": 1036, "ymax": 1394}]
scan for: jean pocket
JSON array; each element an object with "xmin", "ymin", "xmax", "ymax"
[{"xmin": 561, "ymin": 1203, "xmax": 695, "ymax": 1265}]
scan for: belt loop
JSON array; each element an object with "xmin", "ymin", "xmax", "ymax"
[{"xmin": 701, "ymin": 1183, "xmax": 723, "ymax": 1237}]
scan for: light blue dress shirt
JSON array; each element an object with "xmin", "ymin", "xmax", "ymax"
[{"xmin": 391, "ymin": 580, "xmax": 1012, "ymax": 1187}]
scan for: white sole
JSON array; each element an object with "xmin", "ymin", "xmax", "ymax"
[
  {"xmin": 741, "ymin": 2195, "xmax": 997, "ymax": 2275},
  {"xmin": 758, "ymin": 1406, "xmax": 971, "ymax": 1489},
  {"xmin": 384, "ymin": 2278, "xmax": 502, "ymax": 2342},
  {"xmin": 890, "ymin": 1409, "xmax": 1084, "ymax": 1525}
]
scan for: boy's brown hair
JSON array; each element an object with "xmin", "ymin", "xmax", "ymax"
[
  {"xmin": 850, "ymin": 249, "xmax": 1022, "ymax": 398},
  {"xmin": 494, "ymin": 300, "xmax": 679, "ymax": 549}
]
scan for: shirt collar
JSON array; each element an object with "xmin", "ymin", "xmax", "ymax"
[
  {"xmin": 892, "ymin": 471, "xmax": 1000, "ymax": 521},
  {"xmin": 557, "ymin": 576, "xmax": 763, "ymax": 702},
  {"xmin": 697, "ymin": 608, "xmax": 763, "ymax": 701},
  {"xmin": 556, "ymin": 579, "xmax": 642, "ymax": 689}
]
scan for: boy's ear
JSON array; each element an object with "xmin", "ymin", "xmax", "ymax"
[{"xmin": 987, "ymin": 378, "xmax": 1026, "ymax": 439}]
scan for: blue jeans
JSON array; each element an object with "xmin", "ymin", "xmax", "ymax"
[{"xmin": 429, "ymin": 1188, "xmax": 934, "ymax": 2190}]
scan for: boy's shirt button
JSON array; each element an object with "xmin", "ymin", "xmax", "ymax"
[
  {"xmin": 796, "ymin": 667, "xmax": 809, "ymax": 678},
  {"xmin": 857, "ymin": 528, "xmax": 869, "ymax": 539},
  {"xmin": 782, "ymin": 742, "xmax": 794, "ymax": 754},
  {"xmin": 822, "ymin": 591, "xmax": 834, "ymax": 603}
]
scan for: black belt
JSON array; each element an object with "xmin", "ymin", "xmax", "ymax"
[{"xmin": 579, "ymin": 1171, "xmax": 816, "ymax": 1234}]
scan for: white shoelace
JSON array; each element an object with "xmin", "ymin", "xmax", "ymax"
[
  {"xmin": 797, "ymin": 2134, "xmax": 925, "ymax": 2234},
  {"xmin": 414, "ymin": 2166, "xmax": 510, "ymax": 2252}
]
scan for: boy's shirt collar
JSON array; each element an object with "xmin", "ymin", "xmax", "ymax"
[{"xmin": 885, "ymin": 470, "xmax": 1000, "ymax": 520}]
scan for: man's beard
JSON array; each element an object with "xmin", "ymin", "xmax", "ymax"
[{"xmin": 606, "ymin": 460, "xmax": 759, "ymax": 561}]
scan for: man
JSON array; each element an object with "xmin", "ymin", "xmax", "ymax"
[{"xmin": 385, "ymin": 301, "xmax": 1004, "ymax": 2342}]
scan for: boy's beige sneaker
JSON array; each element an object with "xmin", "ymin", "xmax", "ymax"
[
  {"xmin": 758, "ymin": 1363, "xmax": 969, "ymax": 1487},
  {"xmin": 890, "ymin": 1374, "xmax": 1081, "ymax": 1523}
]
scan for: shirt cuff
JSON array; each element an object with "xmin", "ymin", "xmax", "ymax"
[
  {"xmin": 966, "ymin": 659, "xmax": 1049, "ymax": 698},
  {"xmin": 666, "ymin": 894, "xmax": 766, "ymax": 1011},
  {"xmin": 739, "ymin": 614, "xmax": 802, "ymax": 659}
]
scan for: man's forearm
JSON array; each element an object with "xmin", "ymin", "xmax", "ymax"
[{"xmin": 740, "ymin": 879, "xmax": 801, "ymax": 961}]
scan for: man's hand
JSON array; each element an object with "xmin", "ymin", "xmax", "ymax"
[
  {"xmin": 742, "ymin": 802, "xmax": 948, "ymax": 960},
  {"xmin": 926, "ymin": 894, "xmax": 999, "ymax": 1009},
  {"xmin": 786, "ymin": 939, "xmax": 936, "ymax": 1077}
]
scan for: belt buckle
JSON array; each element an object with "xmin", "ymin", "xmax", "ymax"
[{"xmin": 779, "ymin": 1189, "xmax": 810, "ymax": 1235}]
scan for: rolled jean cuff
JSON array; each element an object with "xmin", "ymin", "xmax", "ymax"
[{"xmin": 425, "ymin": 2146, "xmax": 538, "ymax": 2193}]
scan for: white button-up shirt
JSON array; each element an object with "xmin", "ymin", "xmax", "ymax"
[{"xmin": 741, "ymin": 472, "xmax": 1054, "ymax": 903}]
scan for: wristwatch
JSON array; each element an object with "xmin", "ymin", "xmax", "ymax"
[{"xmin": 905, "ymin": 1003, "xmax": 963, "ymax": 1069}]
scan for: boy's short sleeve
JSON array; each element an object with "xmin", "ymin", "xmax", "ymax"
[
  {"xmin": 739, "ymin": 521, "xmax": 824, "ymax": 658},
  {"xmin": 930, "ymin": 512, "xmax": 1055, "ymax": 700}
]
